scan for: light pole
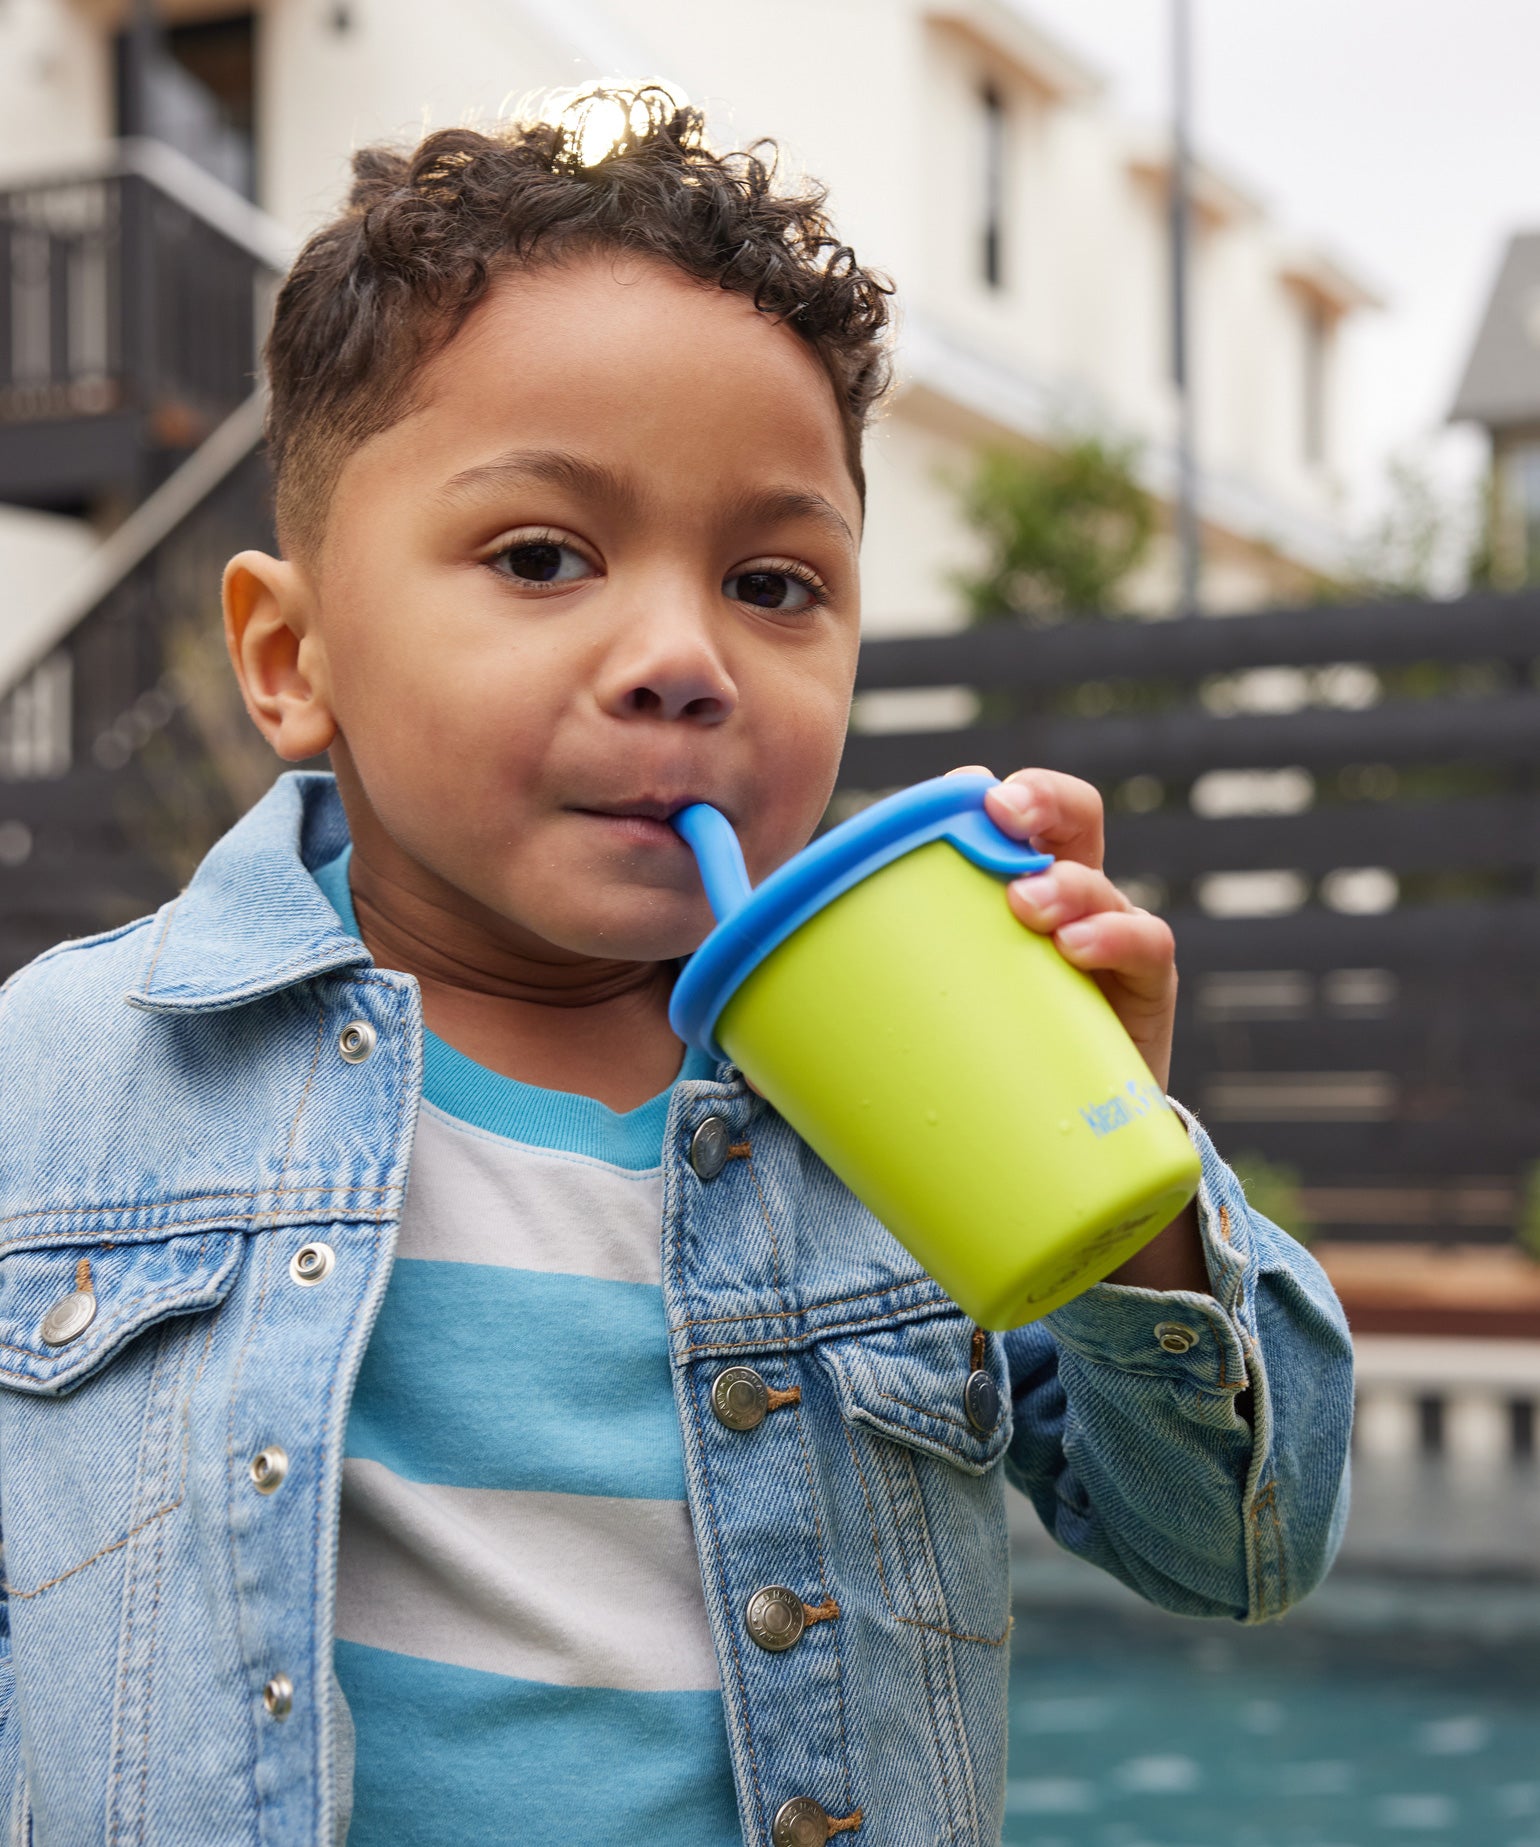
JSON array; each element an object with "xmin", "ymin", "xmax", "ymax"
[{"xmin": 1171, "ymin": 0, "xmax": 1201, "ymax": 616}]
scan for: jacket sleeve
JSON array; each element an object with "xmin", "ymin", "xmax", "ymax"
[{"xmin": 1003, "ymin": 1101, "xmax": 1353, "ymax": 1624}]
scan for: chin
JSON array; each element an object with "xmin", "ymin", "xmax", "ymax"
[{"xmin": 546, "ymin": 897, "xmax": 713, "ymax": 965}]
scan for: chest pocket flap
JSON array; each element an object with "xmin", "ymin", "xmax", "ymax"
[
  {"xmin": 0, "ymin": 1231, "xmax": 246, "ymax": 1395},
  {"xmin": 818, "ymin": 1310, "xmax": 1013, "ymax": 1474}
]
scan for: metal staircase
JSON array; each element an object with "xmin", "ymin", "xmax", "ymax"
[{"xmin": 0, "ymin": 139, "xmax": 289, "ymax": 978}]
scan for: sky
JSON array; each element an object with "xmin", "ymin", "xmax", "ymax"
[{"xmin": 1019, "ymin": 0, "xmax": 1540, "ymax": 528}]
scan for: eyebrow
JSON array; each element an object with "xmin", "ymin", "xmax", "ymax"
[
  {"xmin": 434, "ymin": 448, "xmax": 855, "ymax": 546},
  {"xmin": 433, "ymin": 448, "xmax": 639, "ymax": 513},
  {"xmin": 725, "ymin": 487, "xmax": 856, "ymax": 548}
]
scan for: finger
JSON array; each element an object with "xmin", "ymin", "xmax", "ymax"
[
  {"xmin": 1005, "ymin": 859, "xmax": 1131, "ymax": 935},
  {"xmin": 945, "ymin": 763, "xmax": 994, "ymax": 778},
  {"xmin": 1053, "ymin": 908, "xmax": 1177, "ymax": 1009},
  {"xmin": 984, "ymin": 769, "xmax": 1105, "ymax": 867}
]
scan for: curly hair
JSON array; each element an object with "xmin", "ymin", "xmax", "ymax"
[{"xmin": 262, "ymin": 88, "xmax": 894, "ymax": 559}]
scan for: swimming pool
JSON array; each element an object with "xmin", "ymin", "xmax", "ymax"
[{"xmin": 1003, "ymin": 1460, "xmax": 1540, "ymax": 1846}]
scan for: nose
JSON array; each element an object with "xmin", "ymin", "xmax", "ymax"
[{"xmin": 594, "ymin": 599, "xmax": 738, "ymax": 725}]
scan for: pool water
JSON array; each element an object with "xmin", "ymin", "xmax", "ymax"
[
  {"xmin": 1005, "ymin": 1592, "xmax": 1540, "ymax": 1846},
  {"xmin": 1003, "ymin": 1460, "xmax": 1540, "ymax": 1847}
]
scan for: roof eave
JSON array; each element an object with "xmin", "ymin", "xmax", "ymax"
[{"xmin": 925, "ymin": 0, "xmax": 1105, "ymax": 103}]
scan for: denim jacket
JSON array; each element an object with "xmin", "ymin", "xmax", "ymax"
[{"xmin": 0, "ymin": 774, "xmax": 1353, "ymax": 1847}]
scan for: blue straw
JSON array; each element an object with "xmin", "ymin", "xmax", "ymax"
[{"xmin": 672, "ymin": 803, "xmax": 753, "ymax": 922}]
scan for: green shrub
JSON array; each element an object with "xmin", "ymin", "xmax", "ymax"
[
  {"xmin": 1519, "ymin": 1160, "xmax": 1540, "ymax": 1264},
  {"xmin": 1228, "ymin": 1150, "xmax": 1313, "ymax": 1245},
  {"xmin": 950, "ymin": 437, "xmax": 1154, "ymax": 623}
]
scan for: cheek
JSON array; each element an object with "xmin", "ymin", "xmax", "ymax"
[
  {"xmin": 325, "ymin": 592, "xmax": 557, "ymax": 787},
  {"xmin": 744, "ymin": 676, "xmax": 851, "ymax": 863},
  {"xmin": 777, "ymin": 684, "xmax": 847, "ymax": 771}
]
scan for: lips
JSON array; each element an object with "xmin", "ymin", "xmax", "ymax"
[
  {"xmin": 568, "ymin": 803, "xmax": 703, "ymax": 854},
  {"xmin": 573, "ymin": 796, "xmax": 719, "ymax": 824}
]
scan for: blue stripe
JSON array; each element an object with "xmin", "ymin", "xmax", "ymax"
[
  {"xmin": 346, "ymin": 1263, "xmax": 686, "ymax": 1499},
  {"xmin": 421, "ymin": 1032, "xmax": 716, "ymax": 1171},
  {"xmin": 335, "ymin": 1641, "xmax": 740, "ymax": 1847},
  {"xmin": 312, "ymin": 846, "xmax": 717, "ymax": 1170}
]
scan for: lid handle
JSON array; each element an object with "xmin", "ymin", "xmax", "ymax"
[{"xmin": 673, "ymin": 803, "xmax": 753, "ymax": 922}]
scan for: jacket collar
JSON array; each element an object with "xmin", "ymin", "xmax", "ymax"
[{"xmin": 126, "ymin": 772, "xmax": 374, "ymax": 1012}]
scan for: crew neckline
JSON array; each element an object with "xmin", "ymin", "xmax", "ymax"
[{"xmin": 311, "ymin": 846, "xmax": 715, "ymax": 1171}]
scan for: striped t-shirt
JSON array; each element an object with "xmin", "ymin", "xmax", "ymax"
[{"xmin": 312, "ymin": 852, "xmax": 740, "ymax": 1845}]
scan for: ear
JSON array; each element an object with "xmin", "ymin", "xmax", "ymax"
[{"xmin": 222, "ymin": 550, "xmax": 337, "ymax": 761}]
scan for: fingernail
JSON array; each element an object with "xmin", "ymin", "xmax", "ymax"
[
  {"xmin": 1057, "ymin": 920, "xmax": 1096, "ymax": 950},
  {"xmin": 1010, "ymin": 873, "xmax": 1056, "ymax": 907},
  {"xmin": 993, "ymin": 782, "xmax": 1035, "ymax": 818}
]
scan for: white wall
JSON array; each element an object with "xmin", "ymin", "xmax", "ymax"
[
  {"xmin": 0, "ymin": 0, "xmax": 1367, "ymax": 630},
  {"xmin": 0, "ymin": 1, "xmax": 110, "ymax": 170},
  {"xmin": 0, "ymin": 507, "xmax": 96, "ymax": 682},
  {"xmin": 859, "ymin": 405, "xmax": 984, "ymax": 633},
  {"xmin": 259, "ymin": 0, "xmax": 584, "ymax": 233}
]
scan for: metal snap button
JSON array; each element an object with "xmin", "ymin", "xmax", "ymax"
[
  {"xmin": 337, "ymin": 1020, "xmax": 376, "ymax": 1064},
  {"xmin": 689, "ymin": 1116, "xmax": 731, "ymax": 1180},
  {"xmin": 1155, "ymin": 1321, "xmax": 1199, "ymax": 1354},
  {"xmin": 746, "ymin": 1586, "xmax": 806, "ymax": 1653},
  {"xmin": 289, "ymin": 1242, "xmax": 335, "ymax": 1287},
  {"xmin": 964, "ymin": 1368, "xmax": 1000, "ymax": 1434},
  {"xmin": 711, "ymin": 1366, "xmax": 770, "ymax": 1431},
  {"xmin": 263, "ymin": 1673, "xmax": 294, "ymax": 1720},
  {"xmin": 773, "ymin": 1796, "xmax": 832, "ymax": 1847},
  {"xmin": 249, "ymin": 1446, "xmax": 289, "ymax": 1495},
  {"xmin": 41, "ymin": 1289, "xmax": 97, "ymax": 1347}
]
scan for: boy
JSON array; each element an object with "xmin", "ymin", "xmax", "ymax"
[{"xmin": 0, "ymin": 92, "xmax": 1351, "ymax": 1847}]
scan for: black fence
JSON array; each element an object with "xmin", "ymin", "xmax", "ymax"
[
  {"xmin": 845, "ymin": 593, "xmax": 1540, "ymax": 1246},
  {"xmin": 4, "ymin": 549, "xmax": 1538, "ymax": 1246}
]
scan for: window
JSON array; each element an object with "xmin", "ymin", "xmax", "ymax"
[
  {"xmin": 0, "ymin": 653, "xmax": 72, "ymax": 781},
  {"xmin": 114, "ymin": 13, "xmax": 257, "ymax": 202},
  {"xmin": 1509, "ymin": 442, "xmax": 1540, "ymax": 583},
  {"xmin": 980, "ymin": 83, "xmax": 1006, "ymax": 290},
  {"xmin": 1302, "ymin": 298, "xmax": 1329, "ymax": 467}
]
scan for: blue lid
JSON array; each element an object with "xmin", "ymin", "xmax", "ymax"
[{"xmin": 668, "ymin": 774, "xmax": 1052, "ymax": 1058}]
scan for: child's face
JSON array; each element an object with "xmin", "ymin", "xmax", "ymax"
[{"xmin": 299, "ymin": 254, "xmax": 862, "ymax": 962}]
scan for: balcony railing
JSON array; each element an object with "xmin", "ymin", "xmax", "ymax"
[{"xmin": 0, "ymin": 138, "xmax": 291, "ymax": 506}]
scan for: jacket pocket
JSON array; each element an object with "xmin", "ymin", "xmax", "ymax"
[
  {"xmin": 0, "ymin": 1230, "xmax": 246, "ymax": 1599},
  {"xmin": 0, "ymin": 1231, "xmax": 245, "ymax": 1397},
  {"xmin": 818, "ymin": 1310, "xmax": 1013, "ymax": 1646}
]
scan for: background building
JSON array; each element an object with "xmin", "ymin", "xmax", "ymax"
[
  {"xmin": 1, "ymin": 7, "xmax": 1538, "ymax": 1839},
  {"xmin": 1451, "ymin": 227, "xmax": 1540, "ymax": 585},
  {"xmin": 0, "ymin": 0, "xmax": 1376, "ymax": 651}
]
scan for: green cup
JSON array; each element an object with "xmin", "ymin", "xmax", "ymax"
[{"xmin": 670, "ymin": 775, "xmax": 1200, "ymax": 1328}]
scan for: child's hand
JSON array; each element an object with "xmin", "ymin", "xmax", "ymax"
[{"xmin": 954, "ymin": 765, "xmax": 1179, "ymax": 1092}]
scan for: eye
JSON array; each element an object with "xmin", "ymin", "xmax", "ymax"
[
  {"xmin": 723, "ymin": 568, "xmax": 822, "ymax": 613},
  {"xmin": 489, "ymin": 538, "xmax": 597, "ymax": 586}
]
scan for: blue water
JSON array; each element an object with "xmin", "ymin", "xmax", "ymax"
[
  {"xmin": 1003, "ymin": 1461, "xmax": 1540, "ymax": 1847},
  {"xmin": 1005, "ymin": 1593, "xmax": 1540, "ymax": 1846}
]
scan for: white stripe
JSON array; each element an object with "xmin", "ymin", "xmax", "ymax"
[
  {"xmin": 399, "ymin": 1104, "xmax": 662, "ymax": 1283},
  {"xmin": 334, "ymin": 1459, "xmax": 720, "ymax": 1693}
]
